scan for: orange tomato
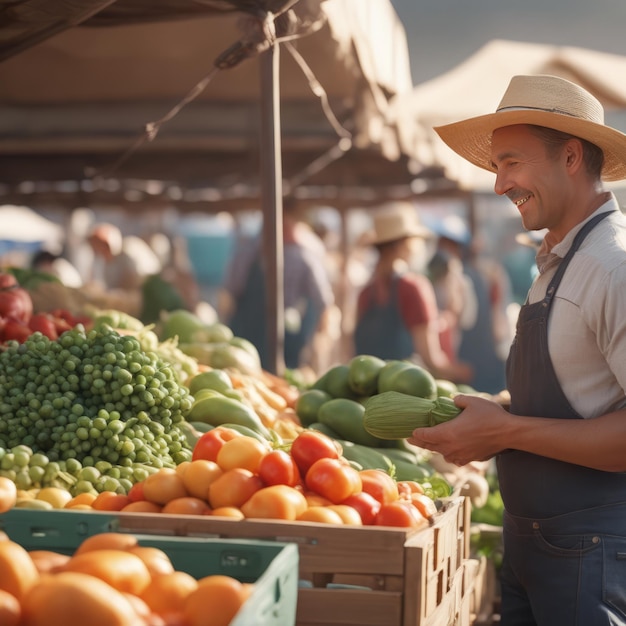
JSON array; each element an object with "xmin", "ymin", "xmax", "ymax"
[
  {"xmin": 240, "ymin": 484, "xmax": 307, "ymax": 521},
  {"xmin": 305, "ymin": 457, "xmax": 362, "ymax": 504},
  {"xmin": 20, "ymin": 571, "xmax": 143, "ymax": 626},
  {"xmin": 126, "ymin": 481, "xmax": 146, "ymax": 502},
  {"xmin": 121, "ymin": 500, "xmax": 163, "ymax": 514},
  {"xmin": 142, "ymin": 468, "xmax": 188, "ymax": 505},
  {"xmin": 302, "ymin": 491, "xmax": 333, "ymax": 507},
  {"xmin": 181, "ymin": 460, "xmax": 223, "ymax": 500},
  {"xmin": 192, "ymin": 427, "xmax": 242, "ymax": 463},
  {"xmin": 140, "ymin": 570, "xmax": 198, "ymax": 615},
  {"xmin": 375, "ymin": 500, "xmax": 429, "ymax": 529},
  {"xmin": 358, "ymin": 469, "xmax": 399, "ymax": 505},
  {"xmin": 216, "ymin": 436, "xmax": 270, "ymax": 473},
  {"xmin": 208, "ymin": 468, "xmax": 264, "ymax": 510},
  {"xmin": 91, "ymin": 491, "xmax": 133, "ymax": 512},
  {"xmin": 326, "ymin": 504, "xmax": 363, "ymax": 526},
  {"xmin": 410, "ymin": 493, "xmax": 438, "ymax": 520},
  {"xmin": 0, "ymin": 477, "xmax": 17, "ymax": 514},
  {"xmin": 0, "ymin": 539, "xmax": 39, "ymax": 601},
  {"xmin": 209, "ymin": 506, "xmax": 245, "ymax": 520},
  {"xmin": 396, "ymin": 480, "xmax": 425, "ymax": 500},
  {"xmin": 0, "ymin": 588, "xmax": 20, "ymax": 626},
  {"xmin": 184, "ymin": 575, "xmax": 251, "ymax": 626},
  {"xmin": 64, "ymin": 492, "xmax": 97, "ymax": 509},
  {"xmin": 61, "ymin": 549, "xmax": 152, "ymax": 595},
  {"xmin": 162, "ymin": 497, "xmax": 211, "ymax": 516},
  {"xmin": 297, "ymin": 506, "xmax": 344, "ymax": 524},
  {"xmin": 340, "ymin": 492, "xmax": 381, "ymax": 525}
]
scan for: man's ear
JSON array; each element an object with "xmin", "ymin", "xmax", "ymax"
[{"xmin": 564, "ymin": 138, "xmax": 584, "ymax": 172}]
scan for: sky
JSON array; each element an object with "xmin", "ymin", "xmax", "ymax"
[{"xmin": 390, "ymin": 0, "xmax": 626, "ymax": 85}]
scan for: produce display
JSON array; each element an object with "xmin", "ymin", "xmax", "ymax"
[{"xmin": 0, "ymin": 530, "xmax": 256, "ymax": 626}]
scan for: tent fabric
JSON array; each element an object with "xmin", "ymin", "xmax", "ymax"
[
  {"xmin": 393, "ymin": 39, "xmax": 626, "ymax": 190},
  {"xmin": 0, "ymin": 0, "xmax": 423, "ymax": 204}
]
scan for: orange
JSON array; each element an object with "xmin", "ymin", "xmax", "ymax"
[
  {"xmin": 92, "ymin": 491, "xmax": 133, "ymax": 512},
  {"xmin": 0, "ymin": 539, "xmax": 39, "ymax": 600},
  {"xmin": 0, "ymin": 588, "xmax": 20, "ymax": 626},
  {"xmin": 64, "ymin": 492, "xmax": 97, "ymax": 508},
  {"xmin": 20, "ymin": 571, "xmax": 144, "ymax": 626},
  {"xmin": 140, "ymin": 570, "xmax": 198, "ymax": 615},
  {"xmin": 121, "ymin": 500, "xmax": 163, "ymax": 514},
  {"xmin": 28, "ymin": 550, "xmax": 71, "ymax": 574},
  {"xmin": 61, "ymin": 549, "xmax": 152, "ymax": 595},
  {"xmin": 142, "ymin": 468, "xmax": 189, "ymax": 505},
  {"xmin": 74, "ymin": 532, "xmax": 139, "ymax": 555},
  {"xmin": 162, "ymin": 496, "xmax": 211, "ymax": 516},
  {"xmin": 181, "ymin": 460, "xmax": 223, "ymax": 500},
  {"xmin": 0, "ymin": 477, "xmax": 17, "ymax": 513},
  {"xmin": 128, "ymin": 546, "xmax": 175, "ymax": 578},
  {"xmin": 184, "ymin": 575, "xmax": 251, "ymax": 626}
]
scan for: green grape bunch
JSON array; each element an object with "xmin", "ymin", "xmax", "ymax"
[{"xmin": 0, "ymin": 324, "xmax": 194, "ymax": 470}]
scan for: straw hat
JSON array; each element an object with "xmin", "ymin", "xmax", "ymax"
[
  {"xmin": 367, "ymin": 201, "xmax": 433, "ymax": 246},
  {"xmin": 434, "ymin": 74, "xmax": 626, "ymax": 181}
]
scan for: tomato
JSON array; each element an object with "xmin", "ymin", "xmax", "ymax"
[
  {"xmin": 192, "ymin": 427, "xmax": 242, "ymax": 462},
  {"xmin": 340, "ymin": 491, "xmax": 381, "ymax": 525},
  {"xmin": 258, "ymin": 449, "xmax": 301, "ymax": 487},
  {"xmin": 289, "ymin": 430, "xmax": 339, "ymax": 475},
  {"xmin": 240, "ymin": 485, "xmax": 307, "ymax": 521},
  {"xmin": 410, "ymin": 493, "xmax": 438, "ymax": 520},
  {"xmin": 375, "ymin": 500, "xmax": 429, "ymax": 529},
  {"xmin": 28, "ymin": 313, "xmax": 59, "ymax": 340},
  {"xmin": 208, "ymin": 467, "xmax": 264, "ymax": 509},
  {"xmin": 305, "ymin": 457, "xmax": 362, "ymax": 504},
  {"xmin": 359, "ymin": 469, "xmax": 399, "ymax": 505},
  {"xmin": 215, "ymin": 436, "xmax": 270, "ymax": 473},
  {"xmin": 396, "ymin": 480, "xmax": 425, "ymax": 500}
]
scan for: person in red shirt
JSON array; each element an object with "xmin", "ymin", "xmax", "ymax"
[{"xmin": 353, "ymin": 201, "xmax": 472, "ymax": 384}]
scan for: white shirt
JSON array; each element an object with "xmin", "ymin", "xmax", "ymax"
[{"xmin": 528, "ymin": 195, "xmax": 626, "ymax": 418}]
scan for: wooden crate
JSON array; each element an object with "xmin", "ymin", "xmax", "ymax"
[{"xmin": 112, "ymin": 495, "xmax": 473, "ymax": 626}]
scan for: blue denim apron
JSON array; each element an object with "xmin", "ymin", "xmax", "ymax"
[{"xmin": 498, "ymin": 211, "xmax": 626, "ymax": 625}]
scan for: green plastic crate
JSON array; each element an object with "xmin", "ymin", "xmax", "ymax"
[{"xmin": 0, "ymin": 509, "xmax": 298, "ymax": 626}]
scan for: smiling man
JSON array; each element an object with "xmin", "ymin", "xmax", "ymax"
[{"xmin": 408, "ymin": 75, "xmax": 626, "ymax": 625}]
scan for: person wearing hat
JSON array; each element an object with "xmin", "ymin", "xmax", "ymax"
[
  {"xmin": 353, "ymin": 201, "xmax": 473, "ymax": 383},
  {"xmin": 408, "ymin": 75, "xmax": 626, "ymax": 625}
]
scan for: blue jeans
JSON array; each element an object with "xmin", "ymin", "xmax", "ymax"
[{"xmin": 500, "ymin": 503, "xmax": 626, "ymax": 625}]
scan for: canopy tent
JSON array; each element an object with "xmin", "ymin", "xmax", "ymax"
[
  {"xmin": 0, "ymin": 0, "xmax": 434, "ymax": 373},
  {"xmin": 393, "ymin": 39, "xmax": 626, "ymax": 191},
  {"xmin": 0, "ymin": 0, "xmax": 438, "ymax": 210}
]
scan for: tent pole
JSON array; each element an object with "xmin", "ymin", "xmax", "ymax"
[{"xmin": 259, "ymin": 38, "xmax": 285, "ymax": 375}]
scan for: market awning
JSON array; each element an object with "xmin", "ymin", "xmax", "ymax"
[{"xmin": 0, "ymin": 0, "xmax": 434, "ymax": 208}]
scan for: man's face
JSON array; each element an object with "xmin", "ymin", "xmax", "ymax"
[{"xmin": 490, "ymin": 124, "xmax": 571, "ymax": 234}]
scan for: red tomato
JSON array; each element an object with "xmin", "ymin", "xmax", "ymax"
[
  {"xmin": 305, "ymin": 457, "xmax": 362, "ymax": 504},
  {"xmin": 289, "ymin": 430, "xmax": 339, "ymax": 475},
  {"xmin": 340, "ymin": 491, "xmax": 381, "ymax": 525},
  {"xmin": 359, "ymin": 469, "xmax": 399, "ymax": 505},
  {"xmin": 192, "ymin": 427, "xmax": 242, "ymax": 462},
  {"xmin": 258, "ymin": 449, "xmax": 301, "ymax": 487},
  {"xmin": 28, "ymin": 313, "xmax": 59, "ymax": 340},
  {"xmin": 375, "ymin": 500, "xmax": 429, "ymax": 529}
]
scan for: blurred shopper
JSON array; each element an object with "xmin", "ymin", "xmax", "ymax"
[
  {"xmin": 409, "ymin": 74, "xmax": 626, "ymax": 626},
  {"xmin": 354, "ymin": 202, "xmax": 472, "ymax": 384},
  {"xmin": 31, "ymin": 247, "xmax": 83, "ymax": 288},
  {"xmin": 428, "ymin": 215, "xmax": 509, "ymax": 394},
  {"xmin": 87, "ymin": 222, "xmax": 162, "ymax": 291},
  {"xmin": 218, "ymin": 201, "xmax": 336, "ymax": 371}
]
